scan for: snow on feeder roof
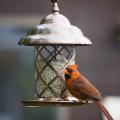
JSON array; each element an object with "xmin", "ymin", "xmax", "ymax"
[{"xmin": 18, "ymin": 10, "xmax": 92, "ymax": 46}]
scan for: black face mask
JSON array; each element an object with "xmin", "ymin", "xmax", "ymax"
[{"xmin": 64, "ymin": 73, "xmax": 71, "ymax": 79}]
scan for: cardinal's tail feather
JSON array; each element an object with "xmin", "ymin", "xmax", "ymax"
[{"xmin": 95, "ymin": 101, "xmax": 113, "ymax": 120}]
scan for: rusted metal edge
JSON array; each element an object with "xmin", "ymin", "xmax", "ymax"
[{"xmin": 21, "ymin": 98, "xmax": 92, "ymax": 107}]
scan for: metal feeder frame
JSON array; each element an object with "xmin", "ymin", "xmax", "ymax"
[{"xmin": 18, "ymin": 0, "xmax": 92, "ymax": 107}]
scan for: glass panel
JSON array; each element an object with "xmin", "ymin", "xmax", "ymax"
[{"xmin": 34, "ymin": 46, "xmax": 75, "ymax": 98}]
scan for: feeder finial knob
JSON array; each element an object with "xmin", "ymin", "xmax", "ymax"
[{"xmin": 51, "ymin": 0, "xmax": 59, "ymax": 13}]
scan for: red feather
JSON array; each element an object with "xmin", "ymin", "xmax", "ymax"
[{"xmin": 64, "ymin": 65, "xmax": 113, "ymax": 120}]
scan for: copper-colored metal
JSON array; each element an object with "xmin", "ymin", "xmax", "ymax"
[
  {"xmin": 21, "ymin": 98, "xmax": 92, "ymax": 107},
  {"xmin": 51, "ymin": 0, "xmax": 59, "ymax": 13},
  {"xmin": 51, "ymin": 0, "xmax": 59, "ymax": 2},
  {"xmin": 19, "ymin": 0, "xmax": 92, "ymax": 107}
]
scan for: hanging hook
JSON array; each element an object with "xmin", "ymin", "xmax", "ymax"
[{"xmin": 51, "ymin": 0, "xmax": 60, "ymax": 13}]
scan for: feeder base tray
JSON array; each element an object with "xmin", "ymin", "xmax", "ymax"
[{"xmin": 21, "ymin": 97, "xmax": 92, "ymax": 107}]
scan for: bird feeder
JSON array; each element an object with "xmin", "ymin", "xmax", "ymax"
[{"xmin": 18, "ymin": 0, "xmax": 92, "ymax": 107}]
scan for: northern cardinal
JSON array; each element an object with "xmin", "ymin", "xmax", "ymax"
[{"xmin": 64, "ymin": 65, "xmax": 113, "ymax": 120}]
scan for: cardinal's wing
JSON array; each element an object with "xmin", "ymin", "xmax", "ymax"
[{"xmin": 72, "ymin": 79, "xmax": 101, "ymax": 100}]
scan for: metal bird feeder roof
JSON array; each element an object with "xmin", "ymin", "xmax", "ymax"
[
  {"xmin": 19, "ymin": 0, "xmax": 92, "ymax": 107},
  {"xmin": 18, "ymin": 1, "xmax": 92, "ymax": 46}
]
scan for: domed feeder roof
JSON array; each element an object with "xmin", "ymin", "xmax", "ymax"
[{"xmin": 18, "ymin": 13, "xmax": 92, "ymax": 46}]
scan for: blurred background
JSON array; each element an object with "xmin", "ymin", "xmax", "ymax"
[{"xmin": 0, "ymin": 0, "xmax": 120, "ymax": 120}]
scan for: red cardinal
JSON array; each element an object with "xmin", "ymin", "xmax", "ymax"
[{"xmin": 64, "ymin": 65, "xmax": 113, "ymax": 120}]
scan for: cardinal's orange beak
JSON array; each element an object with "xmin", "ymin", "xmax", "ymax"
[{"xmin": 63, "ymin": 69, "xmax": 68, "ymax": 74}]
